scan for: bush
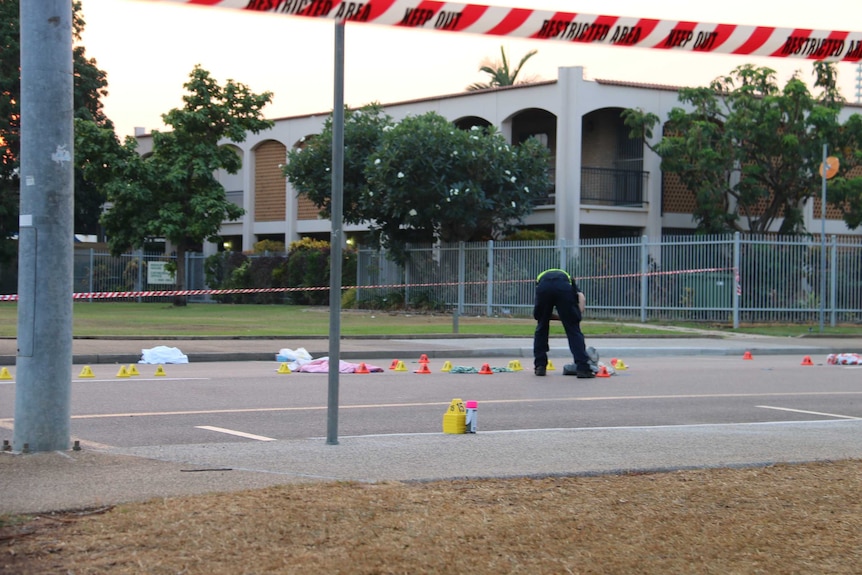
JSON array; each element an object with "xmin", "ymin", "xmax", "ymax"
[
  {"xmin": 505, "ymin": 229, "xmax": 555, "ymax": 241},
  {"xmin": 341, "ymin": 287, "xmax": 357, "ymax": 309},
  {"xmin": 253, "ymin": 239, "xmax": 286, "ymax": 254},
  {"xmin": 204, "ymin": 239, "xmax": 357, "ymax": 305},
  {"xmin": 286, "ymin": 238, "xmax": 357, "ymax": 305}
]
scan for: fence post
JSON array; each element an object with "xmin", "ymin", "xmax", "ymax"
[
  {"xmin": 557, "ymin": 237, "xmax": 566, "ymax": 271},
  {"xmin": 640, "ymin": 235, "xmax": 648, "ymax": 323},
  {"xmin": 88, "ymin": 248, "xmax": 94, "ymax": 303},
  {"xmin": 457, "ymin": 241, "xmax": 466, "ymax": 316},
  {"xmin": 733, "ymin": 232, "xmax": 741, "ymax": 329},
  {"xmin": 830, "ymin": 235, "xmax": 837, "ymax": 327},
  {"xmin": 404, "ymin": 256, "xmax": 411, "ymax": 309},
  {"xmin": 486, "ymin": 240, "xmax": 494, "ymax": 317},
  {"xmin": 135, "ymin": 249, "xmax": 143, "ymax": 303}
]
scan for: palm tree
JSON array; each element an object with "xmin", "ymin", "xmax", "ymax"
[{"xmin": 466, "ymin": 46, "xmax": 538, "ymax": 91}]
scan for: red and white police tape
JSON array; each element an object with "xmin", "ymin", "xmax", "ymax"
[
  {"xmin": 160, "ymin": 0, "xmax": 862, "ymax": 61},
  {"xmin": 0, "ymin": 266, "xmax": 741, "ymax": 301}
]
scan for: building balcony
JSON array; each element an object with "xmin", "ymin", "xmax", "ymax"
[{"xmin": 581, "ymin": 167, "xmax": 648, "ymax": 207}]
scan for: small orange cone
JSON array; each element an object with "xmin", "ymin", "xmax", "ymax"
[
  {"xmin": 389, "ymin": 359, "xmax": 400, "ymax": 370},
  {"xmin": 355, "ymin": 362, "xmax": 370, "ymax": 374},
  {"xmin": 596, "ymin": 365, "xmax": 611, "ymax": 378},
  {"xmin": 419, "ymin": 354, "xmax": 429, "ymax": 364},
  {"xmin": 478, "ymin": 363, "xmax": 493, "ymax": 375},
  {"xmin": 801, "ymin": 356, "xmax": 814, "ymax": 366},
  {"xmin": 415, "ymin": 363, "xmax": 432, "ymax": 374},
  {"xmin": 742, "ymin": 351, "xmax": 753, "ymax": 360},
  {"xmin": 610, "ymin": 358, "xmax": 618, "ymax": 367}
]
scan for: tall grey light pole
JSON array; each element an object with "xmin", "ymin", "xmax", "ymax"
[
  {"xmin": 326, "ymin": 21, "xmax": 345, "ymax": 445},
  {"xmin": 14, "ymin": 0, "xmax": 75, "ymax": 452},
  {"xmin": 819, "ymin": 144, "xmax": 827, "ymax": 333}
]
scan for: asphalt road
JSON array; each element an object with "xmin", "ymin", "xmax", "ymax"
[{"xmin": 3, "ymin": 354, "xmax": 860, "ymax": 449}]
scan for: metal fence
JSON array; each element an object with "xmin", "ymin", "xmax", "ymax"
[
  {"xmin": 357, "ymin": 234, "xmax": 862, "ymax": 327},
  {"xmin": 4, "ymin": 234, "xmax": 859, "ymax": 327},
  {"xmin": 71, "ymin": 249, "xmax": 208, "ymax": 303}
]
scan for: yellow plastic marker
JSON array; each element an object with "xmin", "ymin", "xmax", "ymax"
[{"xmin": 442, "ymin": 398, "xmax": 466, "ymax": 434}]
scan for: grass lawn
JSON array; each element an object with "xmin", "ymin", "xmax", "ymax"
[
  {"xmin": 0, "ymin": 302, "xmax": 859, "ymax": 338},
  {"xmin": 0, "ymin": 302, "xmax": 671, "ymax": 338}
]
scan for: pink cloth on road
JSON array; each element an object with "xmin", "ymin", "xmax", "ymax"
[{"xmin": 296, "ymin": 358, "xmax": 384, "ymax": 373}]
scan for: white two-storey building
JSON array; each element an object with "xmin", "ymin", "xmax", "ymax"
[{"xmin": 135, "ymin": 65, "xmax": 862, "ymax": 255}]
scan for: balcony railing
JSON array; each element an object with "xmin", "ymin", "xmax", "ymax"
[{"xmin": 581, "ymin": 167, "xmax": 648, "ymax": 207}]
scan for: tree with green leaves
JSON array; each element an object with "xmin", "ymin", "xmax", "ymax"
[
  {"xmin": 0, "ymin": 0, "xmax": 112, "ymax": 262},
  {"xmin": 98, "ymin": 66, "xmax": 273, "ymax": 305},
  {"xmin": 466, "ymin": 45, "xmax": 538, "ymax": 91},
  {"xmin": 285, "ymin": 103, "xmax": 393, "ymax": 224},
  {"xmin": 824, "ymin": 114, "xmax": 862, "ymax": 229},
  {"xmin": 283, "ymin": 106, "xmax": 551, "ymax": 262},
  {"xmin": 622, "ymin": 62, "xmax": 862, "ymax": 234}
]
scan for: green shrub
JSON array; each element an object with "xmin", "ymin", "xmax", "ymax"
[
  {"xmin": 341, "ymin": 287, "xmax": 357, "ymax": 309},
  {"xmin": 253, "ymin": 239, "xmax": 286, "ymax": 254}
]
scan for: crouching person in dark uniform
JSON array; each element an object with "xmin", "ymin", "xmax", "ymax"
[{"xmin": 533, "ymin": 268, "xmax": 594, "ymax": 378}]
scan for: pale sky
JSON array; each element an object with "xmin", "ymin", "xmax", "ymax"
[{"xmin": 79, "ymin": 0, "xmax": 862, "ymax": 139}]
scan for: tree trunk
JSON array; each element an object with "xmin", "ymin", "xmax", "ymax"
[{"xmin": 173, "ymin": 245, "xmax": 187, "ymax": 307}]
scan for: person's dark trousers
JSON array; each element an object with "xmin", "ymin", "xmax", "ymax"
[{"xmin": 533, "ymin": 273, "xmax": 591, "ymax": 372}]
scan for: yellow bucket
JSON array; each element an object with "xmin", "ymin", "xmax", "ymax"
[{"xmin": 442, "ymin": 398, "xmax": 466, "ymax": 434}]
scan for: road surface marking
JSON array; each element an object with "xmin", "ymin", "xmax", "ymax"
[
  {"xmin": 5, "ymin": 390, "xmax": 861, "ymax": 422},
  {"xmin": 196, "ymin": 425, "xmax": 276, "ymax": 441},
  {"xmin": 756, "ymin": 405, "xmax": 861, "ymax": 419}
]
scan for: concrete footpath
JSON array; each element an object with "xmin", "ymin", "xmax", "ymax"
[{"xmin": 2, "ymin": 332, "xmax": 861, "ymax": 515}]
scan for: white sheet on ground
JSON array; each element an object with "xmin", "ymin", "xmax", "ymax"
[{"xmin": 139, "ymin": 346, "xmax": 189, "ymax": 364}]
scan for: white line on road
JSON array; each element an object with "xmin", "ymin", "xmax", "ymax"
[
  {"xmin": 196, "ymin": 425, "xmax": 276, "ymax": 441},
  {"xmin": 756, "ymin": 405, "xmax": 861, "ymax": 419},
  {"xmin": 73, "ymin": 378, "xmax": 210, "ymax": 383},
  {"xmin": 4, "ymin": 390, "xmax": 861, "ymax": 422}
]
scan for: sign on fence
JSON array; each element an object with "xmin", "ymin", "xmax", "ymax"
[{"xmin": 147, "ymin": 262, "xmax": 175, "ymax": 285}]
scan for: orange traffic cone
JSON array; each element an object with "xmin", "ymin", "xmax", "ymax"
[
  {"xmin": 742, "ymin": 351, "xmax": 753, "ymax": 360},
  {"xmin": 596, "ymin": 365, "xmax": 611, "ymax": 377},
  {"xmin": 415, "ymin": 363, "xmax": 432, "ymax": 374},
  {"xmin": 389, "ymin": 359, "xmax": 400, "ymax": 370},
  {"xmin": 610, "ymin": 358, "xmax": 618, "ymax": 367},
  {"xmin": 801, "ymin": 356, "xmax": 814, "ymax": 366},
  {"xmin": 419, "ymin": 354, "xmax": 429, "ymax": 364},
  {"xmin": 478, "ymin": 363, "xmax": 493, "ymax": 375},
  {"xmin": 355, "ymin": 362, "xmax": 370, "ymax": 374}
]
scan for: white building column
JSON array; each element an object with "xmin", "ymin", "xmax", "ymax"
[
  {"xmin": 284, "ymin": 171, "xmax": 298, "ymax": 244},
  {"xmin": 242, "ymin": 145, "xmax": 255, "ymax": 251},
  {"xmin": 643, "ymin": 145, "xmax": 663, "ymax": 238}
]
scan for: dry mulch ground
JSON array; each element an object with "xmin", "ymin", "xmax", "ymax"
[{"xmin": 2, "ymin": 459, "xmax": 861, "ymax": 574}]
